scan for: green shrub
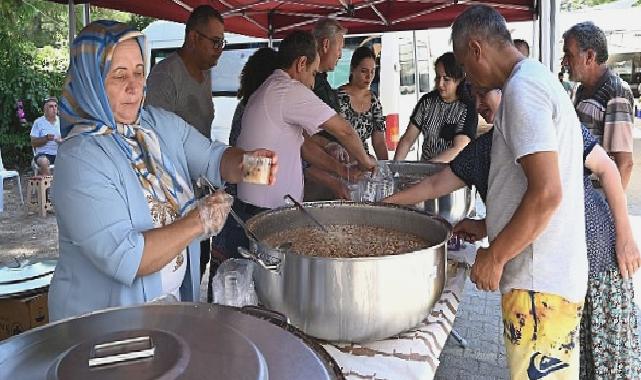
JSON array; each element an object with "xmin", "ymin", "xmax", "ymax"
[{"xmin": 0, "ymin": 32, "xmax": 66, "ymax": 171}]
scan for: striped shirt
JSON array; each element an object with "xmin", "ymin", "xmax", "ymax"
[
  {"xmin": 575, "ymin": 70, "xmax": 634, "ymax": 153},
  {"xmin": 409, "ymin": 90, "xmax": 477, "ymax": 161}
]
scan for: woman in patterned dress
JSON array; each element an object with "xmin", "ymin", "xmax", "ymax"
[
  {"xmin": 385, "ymin": 88, "xmax": 641, "ymax": 379},
  {"xmin": 393, "ymin": 52, "xmax": 477, "ymax": 162},
  {"xmin": 336, "ymin": 46, "xmax": 388, "ymax": 160}
]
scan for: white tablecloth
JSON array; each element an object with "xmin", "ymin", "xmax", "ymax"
[{"xmin": 322, "ymin": 244, "xmax": 476, "ymax": 380}]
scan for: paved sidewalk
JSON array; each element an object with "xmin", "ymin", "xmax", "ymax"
[{"xmin": 434, "ymin": 281, "xmax": 508, "ymax": 379}]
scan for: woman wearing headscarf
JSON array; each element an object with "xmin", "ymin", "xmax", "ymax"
[
  {"xmin": 48, "ymin": 21, "xmax": 277, "ymax": 321},
  {"xmin": 393, "ymin": 52, "xmax": 477, "ymax": 162}
]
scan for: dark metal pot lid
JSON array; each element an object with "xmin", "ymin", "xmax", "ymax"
[
  {"xmin": 0, "ymin": 303, "xmax": 344, "ymax": 380},
  {"xmin": 0, "ymin": 258, "xmax": 56, "ymax": 299}
]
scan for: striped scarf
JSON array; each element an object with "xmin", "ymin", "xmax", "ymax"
[{"xmin": 60, "ymin": 20, "xmax": 194, "ymax": 218}]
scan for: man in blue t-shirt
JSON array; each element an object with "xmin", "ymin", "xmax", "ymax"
[{"xmin": 30, "ymin": 97, "xmax": 61, "ymax": 175}]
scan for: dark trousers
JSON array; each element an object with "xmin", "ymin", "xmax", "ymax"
[
  {"xmin": 199, "ymin": 239, "xmax": 211, "ymax": 280},
  {"xmin": 207, "ymin": 199, "xmax": 269, "ymax": 302}
]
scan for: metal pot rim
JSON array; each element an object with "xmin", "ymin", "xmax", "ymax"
[
  {"xmin": 1, "ymin": 303, "xmax": 345, "ymax": 379},
  {"xmin": 247, "ymin": 201, "xmax": 452, "ymax": 261}
]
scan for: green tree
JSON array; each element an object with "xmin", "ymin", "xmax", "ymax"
[
  {"xmin": 0, "ymin": 34, "xmax": 66, "ymax": 170},
  {"xmin": 0, "ymin": 0, "xmax": 155, "ymax": 169},
  {"xmin": 13, "ymin": 1, "xmax": 155, "ymax": 48},
  {"xmin": 561, "ymin": 0, "xmax": 640, "ymax": 11}
]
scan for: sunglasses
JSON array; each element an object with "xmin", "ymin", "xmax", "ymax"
[{"xmin": 195, "ymin": 30, "xmax": 226, "ymax": 50}]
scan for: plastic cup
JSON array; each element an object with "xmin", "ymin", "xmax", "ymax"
[
  {"xmin": 242, "ymin": 154, "xmax": 271, "ymax": 185},
  {"xmin": 223, "ymin": 271, "xmax": 242, "ymax": 307},
  {"xmin": 346, "ymin": 183, "xmax": 361, "ymax": 202}
]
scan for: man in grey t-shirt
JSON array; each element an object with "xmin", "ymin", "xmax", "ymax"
[
  {"xmin": 145, "ymin": 5, "xmax": 224, "ymax": 139},
  {"xmin": 146, "ymin": 5, "xmax": 226, "ymax": 280},
  {"xmin": 452, "ymin": 6, "xmax": 587, "ymax": 379}
]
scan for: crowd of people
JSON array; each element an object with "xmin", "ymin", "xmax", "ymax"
[{"xmin": 38, "ymin": 4, "xmax": 639, "ymax": 379}]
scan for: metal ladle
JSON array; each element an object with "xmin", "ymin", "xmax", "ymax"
[
  {"xmin": 198, "ymin": 177, "xmax": 262, "ymax": 245},
  {"xmin": 284, "ymin": 194, "xmax": 329, "ymax": 233},
  {"xmin": 198, "ymin": 177, "xmax": 290, "ymax": 251}
]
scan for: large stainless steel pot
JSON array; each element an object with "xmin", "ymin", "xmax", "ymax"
[
  {"xmin": 241, "ymin": 202, "xmax": 450, "ymax": 343},
  {"xmin": 0, "ymin": 303, "xmax": 343, "ymax": 380},
  {"xmin": 384, "ymin": 160, "xmax": 475, "ymax": 224}
]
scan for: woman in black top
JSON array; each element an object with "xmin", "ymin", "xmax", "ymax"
[{"xmin": 393, "ymin": 52, "xmax": 477, "ymax": 162}]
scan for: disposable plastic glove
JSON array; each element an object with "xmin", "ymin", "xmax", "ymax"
[{"xmin": 197, "ymin": 191, "xmax": 233, "ymax": 238}]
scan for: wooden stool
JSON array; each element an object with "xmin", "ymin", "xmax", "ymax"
[{"xmin": 27, "ymin": 176, "xmax": 53, "ymax": 217}]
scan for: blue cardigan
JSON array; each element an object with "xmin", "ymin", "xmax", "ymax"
[{"xmin": 49, "ymin": 106, "xmax": 227, "ymax": 321}]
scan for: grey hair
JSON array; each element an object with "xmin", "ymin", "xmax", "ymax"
[
  {"xmin": 312, "ymin": 17, "xmax": 347, "ymax": 43},
  {"xmin": 451, "ymin": 5, "xmax": 512, "ymax": 52},
  {"xmin": 562, "ymin": 22, "xmax": 608, "ymax": 64}
]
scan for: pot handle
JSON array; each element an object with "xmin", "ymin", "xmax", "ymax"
[
  {"xmin": 238, "ymin": 246, "xmax": 280, "ymax": 272},
  {"xmin": 241, "ymin": 305, "xmax": 289, "ymax": 325},
  {"xmin": 89, "ymin": 336, "xmax": 155, "ymax": 368}
]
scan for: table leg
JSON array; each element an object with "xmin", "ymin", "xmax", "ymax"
[{"xmin": 450, "ymin": 328, "xmax": 468, "ymax": 348}]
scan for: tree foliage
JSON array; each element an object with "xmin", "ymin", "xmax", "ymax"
[
  {"xmin": 0, "ymin": 32, "xmax": 67, "ymax": 170},
  {"xmin": 0, "ymin": 0, "xmax": 155, "ymax": 170},
  {"xmin": 561, "ymin": 0, "xmax": 640, "ymax": 11}
]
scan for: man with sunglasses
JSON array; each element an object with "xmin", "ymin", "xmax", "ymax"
[
  {"xmin": 146, "ymin": 5, "xmax": 226, "ymax": 281},
  {"xmin": 146, "ymin": 5, "xmax": 224, "ymax": 139}
]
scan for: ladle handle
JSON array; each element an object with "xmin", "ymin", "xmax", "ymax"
[
  {"xmin": 89, "ymin": 336, "xmax": 155, "ymax": 368},
  {"xmin": 199, "ymin": 176, "xmax": 263, "ymax": 245},
  {"xmin": 228, "ymin": 208, "xmax": 261, "ymax": 244},
  {"xmin": 284, "ymin": 194, "xmax": 328, "ymax": 233}
]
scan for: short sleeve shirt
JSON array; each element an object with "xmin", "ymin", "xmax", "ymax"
[
  {"xmin": 337, "ymin": 89, "xmax": 385, "ymax": 152},
  {"xmin": 489, "ymin": 59, "xmax": 587, "ymax": 303},
  {"xmin": 313, "ymin": 72, "xmax": 341, "ymax": 143},
  {"xmin": 575, "ymin": 70, "xmax": 634, "ymax": 153},
  {"xmin": 30, "ymin": 116, "xmax": 60, "ymax": 156},
  {"xmin": 313, "ymin": 72, "xmax": 340, "ymax": 112},
  {"xmin": 145, "ymin": 53, "xmax": 215, "ymax": 139},
  {"xmin": 409, "ymin": 90, "xmax": 477, "ymax": 161},
  {"xmin": 237, "ymin": 70, "xmax": 336, "ymax": 208},
  {"xmin": 450, "ymin": 129, "xmax": 493, "ymax": 203}
]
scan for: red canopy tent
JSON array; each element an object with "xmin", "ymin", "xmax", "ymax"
[{"xmin": 50, "ymin": 1, "xmax": 537, "ymax": 39}]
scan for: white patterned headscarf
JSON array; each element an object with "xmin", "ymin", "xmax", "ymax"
[{"xmin": 60, "ymin": 20, "xmax": 194, "ymax": 218}]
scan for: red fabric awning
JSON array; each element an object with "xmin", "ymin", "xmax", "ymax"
[{"xmin": 50, "ymin": 1, "xmax": 536, "ymax": 38}]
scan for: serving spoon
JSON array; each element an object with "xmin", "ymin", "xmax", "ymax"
[
  {"xmin": 284, "ymin": 194, "xmax": 329, "ymax": 233},
  {"xmin": 199, "ymin": 177, "xmax": 291, "ymax": 251}
]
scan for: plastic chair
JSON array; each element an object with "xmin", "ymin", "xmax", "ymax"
[{"xmin": 0, "ymin": 147, "xmax": 24, "ymax": 212}]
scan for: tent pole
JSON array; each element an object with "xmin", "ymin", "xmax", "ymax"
[
  {"xmin": 68, "ymin": 0, "xmax": 76, "ymax": 48},
  {"xmin": 83, "ymin": 3, "xmax": 91, "ymax": 27},
  {"xmin": 539, "ymin": 0, "xmax": 560, "ymax": 73},
  {"xmin": 412, "ymin": 30, "xmax": 420, "ymax": 161},
  {"xmin": 532, "ymin": 8, "xmax": 538, "ymax": 61},
  {"xmin": 268, "ymin": 10, "xmax": 274, "ymax": 48}
]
